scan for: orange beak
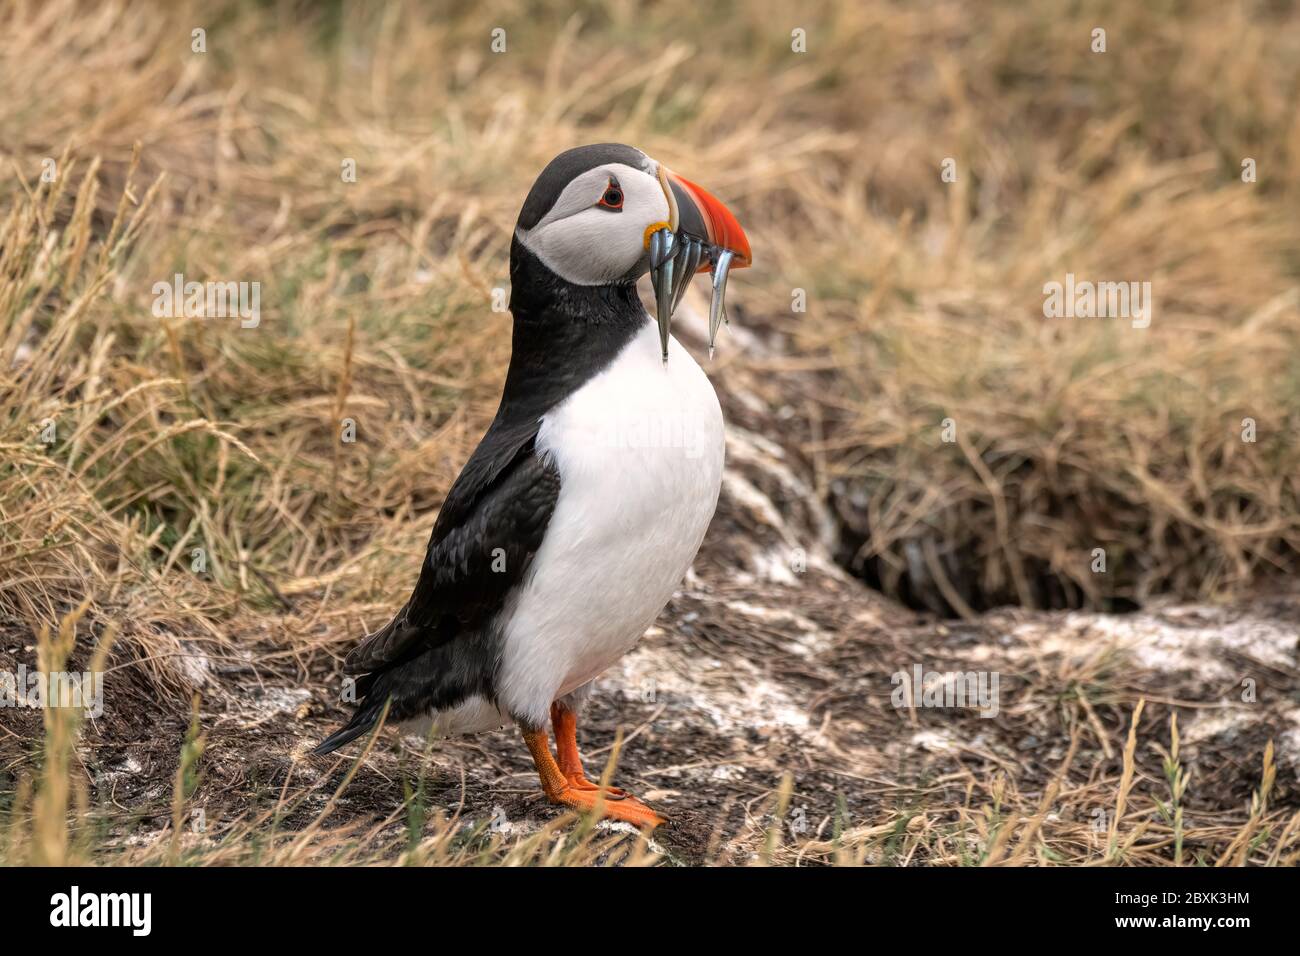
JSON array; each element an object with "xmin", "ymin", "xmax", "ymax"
[
  {"xmin": 647, "ymin": 163, "xmax": 751, "ymax": 362},
  {"xmin": 664, "ymin": 171, "xmax": 752, "ymax": 269}
]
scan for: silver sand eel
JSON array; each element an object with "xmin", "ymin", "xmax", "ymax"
[{"xmin": 648, "ymin": 228, "xmax": 737, "ymax": 364}]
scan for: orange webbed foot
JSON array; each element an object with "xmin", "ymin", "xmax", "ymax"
[
  {"xmin": 516, "ymin": 703, "xmax": 665, "ymax": 830},
  {"xmin": 563, "ymin": 773, "xmax": 629, "ymax": 799},
  {"xmin": 548, "ymin": 783, "xmax": 666, "ymax": 829}
]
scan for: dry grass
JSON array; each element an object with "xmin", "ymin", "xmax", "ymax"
[
  {"xmin": 810, "ymin": 720, "xmax": 1300, "ymax": 869},
  {"xmin": 1, "ymin": 0, "xmax": 1298, "ymax": 865},
  {"xmin": 781, "ymin": 2, "xmax": 1300, "ymax": 613}
]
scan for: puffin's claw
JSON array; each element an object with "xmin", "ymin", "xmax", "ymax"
[{"xmin": 564, "ymin": 774, "xmax": 631, "ymax": 802}]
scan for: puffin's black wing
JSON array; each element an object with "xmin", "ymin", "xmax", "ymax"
[
  {"xmin": 314, "ymin": 421, "xmax": 560, "ymax": 755},
  {"xmin": 343, "ymin": 420, "xmax": 560, "ymax": 676}
]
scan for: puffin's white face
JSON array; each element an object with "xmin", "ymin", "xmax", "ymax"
[
  {"xmin": 515, "ymin": 159, "xmax": 671, "ymax": 286},
  {"xmin": 514, "ymin": 143, "xmax": 752, "ymax": 361}
]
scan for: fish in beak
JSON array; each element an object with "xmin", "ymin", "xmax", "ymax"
[{"xmin": 647, "ymin": 164, "xmax": 752, "ymax": 362}]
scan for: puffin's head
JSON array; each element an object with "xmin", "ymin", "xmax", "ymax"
[{"xmin": 514, "ymin": 143, "xmax": 751, "ymax": 359}]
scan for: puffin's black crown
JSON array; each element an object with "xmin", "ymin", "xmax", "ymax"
[{"xmin": 515, "ymin": 143, "xmax": 647, "ymax": 230}]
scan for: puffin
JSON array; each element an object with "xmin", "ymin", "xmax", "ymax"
[{"xmin": 315, "ymin": 143, "xmax": 751, "ymax": 828}]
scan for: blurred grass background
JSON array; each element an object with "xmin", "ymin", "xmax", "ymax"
[{"xmin": 1, "ymin": 0, "xmax": 1299, "ymax": 863}]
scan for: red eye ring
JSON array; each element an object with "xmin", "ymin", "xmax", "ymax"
[{"xmin": 597, "ymin": 185, "xmax": 624, "ymax": 210}]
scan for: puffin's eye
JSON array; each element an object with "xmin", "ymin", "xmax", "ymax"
[{"xmin": 597, "ymin": 184, "xmax": 624, "ymax": 210}]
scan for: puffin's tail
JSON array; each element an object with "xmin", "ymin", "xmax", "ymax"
[{"xmin": 313, "ymin": 699, "xmax": 384, "ymax": 756}]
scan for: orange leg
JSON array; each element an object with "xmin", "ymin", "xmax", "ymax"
[
  {"xmin": 550, "ymin": 701, "xmax": 628, "ymax": 797},
  {"xmin": 522, "ymin": 719, "xmax": 664, "ymax": 830}
]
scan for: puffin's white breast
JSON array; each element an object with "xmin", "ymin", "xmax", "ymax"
[{"xmin": 495, "ymin": 319, "xmax": 725, "ymax": 726}]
